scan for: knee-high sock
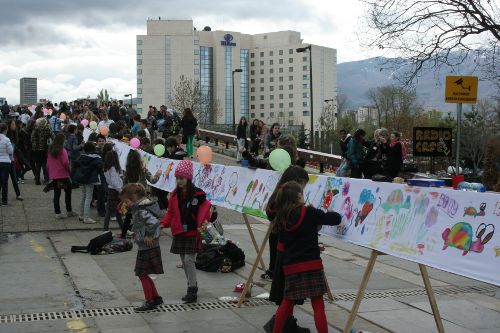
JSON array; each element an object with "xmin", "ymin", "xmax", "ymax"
[
  {"xmin": 311, "ymin": 295, "xmax": 328, "ymax": 333},
  {"xmin": 273, "ymin": 297, "xmax": 294, "ymax": 333},
  {"xmin": 139, "ymin": 275, "xmax": 155, "ymax": 302}
]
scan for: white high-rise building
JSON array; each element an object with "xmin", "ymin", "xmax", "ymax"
[
  {"xmin": 20, "ymin": 77, "xmax": 37, "ymax": 106},
  {"xmin": 137, "ymin": 19, "xmax": 336, "ymax": 132}
]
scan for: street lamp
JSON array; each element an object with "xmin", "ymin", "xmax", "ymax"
[
  {"xmin": 124, "ymin": 94, "xmax": 133, "ymax": 108},
  {"xmin": 232, "ymin": 69, "xmax": 243, "ymax": 134},
  {"xmin": 296, "ymin": 45, "xmax": 313, "ymax": 149}
]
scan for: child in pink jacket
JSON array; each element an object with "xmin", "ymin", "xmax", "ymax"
[
  {"xmin": 160, "ymin": 160, "xmax": 211, "ymax": 303},
  {"xmin": 46, "ymin": 133, "xmax": 77, "ymax": 219}
]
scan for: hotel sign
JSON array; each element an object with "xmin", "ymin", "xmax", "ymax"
[{"xmin": 221, "ymin": 34, "xmax": 236, "ymax": 46}]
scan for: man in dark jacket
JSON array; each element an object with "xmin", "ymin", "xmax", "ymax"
[
  {"xmin": 1, "ymin": 101, "xmax": 10, "ymax": 121},
  {"xmin": 339, "ymin": 129, "xmax": 351, "ymax": 158}
]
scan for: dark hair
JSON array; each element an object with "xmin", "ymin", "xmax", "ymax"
[
  {"xmin": 274, "ymin": 181, "xmax": 304, "ymax": 230},
  {"xmin": 252, "ymin": 119, "xmax": 259, "ymax": 126},
  {"xmin": 101, "ymin": 142, "xmax": 114, "ymax": 157},
  {"xmin": 140, "ymin": 137, "xmax": 150, "ymax": 146},
  {"xmin": 340, "ymin": 129, "xmax": 347, "ymax": 134},
  {"xmin": 183, "ymin": 108, "xmax": 195, "ymax": 121},
  {"xmin": 270, "ymin": 123, "xmax": 280, "ymax": 133},
  {"xmin": 6, "ymin": 119, "xmax": 18, "ymax": 143},
  {"xmin": 152, "ymin": 138, "xmax": 164, "ymax": 146},
  {"xmin": 392, "ymin": 131, "xmax": 401, "ymax": 140},
  {"xmin": 77, "ymin": 123, "xmax": 84, "ymax": 131},
  {"xmin": 109, "ymin": 122, "xmax": 118, "ymax": 134},
  {"xmin": 83, "ymin": 141, "xmax": 96, "ymax": 153},
  {"xmin": 88, "ymin": 132, "xmax": 98, "ymax": 142},
  {"xmin": 140, "ymin": 119, "xmax": 148, "ymax": 126},
  {"xmin": 67, "ymin": 124, "xmax": 77, "ymax": 133},
  {"xmin": 120, "ymin": 183, "xmax": 146, "ymax": 201},
  {"xmin": 137, "ymin": 129, "xmax": 146, "ymax": 139},
  {"xmin": 125, "ymin": 149, "xmax": 142, "ymax": 183},
  {"xmin": 267, "ymin": 165, "xmax": 309, "ymax": 217},
  {"xmin": 239, "ymin": 117, "xmax": 247, "ymax": 126},
  {"xmin": 133, "ymin": 114, "xmax": 141, "ymax": 121},
  {"xmin": 96, "ymin": 134, "xmax": 106, "ymax": 142},
  {"xmin": 165, "ymin": 136, "xmax": 177, "ymax": 148},
  {"xmin": 49, "ymin": 133, "xmax": 66, "ymax": 157},
  {"xmin": 280, "ymin": 145, "xmax": 297, "ymax": 164},
  {"xmin": 353, "ymin": 129, "xmax": 366, "ymax": 142},
  {"xmin": 0, "ymin": 123, "xmax": 7, "ymax": 133},
  {"xmin": 104, "ymin": 150, "xmax": 121, "ymax": 172}
]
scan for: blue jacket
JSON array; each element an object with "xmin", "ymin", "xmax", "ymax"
[
  {"xmin": 346, "ymin": 139, "xmax": 365, "ymax": 167},
  {"xmin": 72, "ymin": 153, "xmax": 102, "ymax": 184}
]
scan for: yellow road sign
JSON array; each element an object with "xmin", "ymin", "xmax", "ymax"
[{"xmin": 445, "ymin": 76, "xmax": 478, "ymax": 104}]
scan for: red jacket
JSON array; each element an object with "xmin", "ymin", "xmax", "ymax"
[{"xmin": 160, "ymin": 189, "xmax": 211, "ymax": 237}]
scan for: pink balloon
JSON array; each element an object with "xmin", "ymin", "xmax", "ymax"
[
  {"xmin": 130, "ymin": 138, "xmax": 140, "ymax": 148},
  {"xmin": 42, "ymin": 108, "xmax": 48, "ymax": 114},
  {"xmin": 81, "ymin": 119, "xmax": 89, "ymax": 127}
]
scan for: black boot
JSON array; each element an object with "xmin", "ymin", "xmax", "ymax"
[
  {"xmin": 284, "ymin": 316, "xmax": 310, "ymax": 333},
  {"xmin": 263, "ymin": 315, "xmax": 275, "ymax": 333},
  {"xmin": 153, "ymin": 296, "xmax": 163, "ymax": 306},
  {"xmin": 182, "ymin": 286, "xmax": 198, "ymax": 303},
  {"xmin": 134, "ymin": 301, "xmax": 157, "ymax": 312}
]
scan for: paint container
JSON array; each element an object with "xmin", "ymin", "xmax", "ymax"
[{"xmin": 452, "ymin": 174, "xmax": 464, "ymax": 190}]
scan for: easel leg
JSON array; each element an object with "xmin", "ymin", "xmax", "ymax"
[
  {"xmin": 242, "ymin": 213, "xmax": 266, "ymax": 270},
  {"xmin": 343, "ymin": 250, "xmax": 379, "ymax": 333},
  {"xmin": 237, "ymin": 223, "xmax": 273, "ymax": 307},
  {"xmin": 419, "ymin": 264, "xmax": 445, "ymax": 333},
  {"xmin": 325, "ymin": 277, "xmax": 334, "ymax": 303}
]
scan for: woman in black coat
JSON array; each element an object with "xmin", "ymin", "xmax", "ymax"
[{"xmin": 382, "ymin": 131, "xmax": 404, "ymax": 179}]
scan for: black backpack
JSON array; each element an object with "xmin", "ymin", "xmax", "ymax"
[
  {"xmin": 195, "ymin": 242, "xmax": 245, "ymax": 273},
  {"xmin": 71, "ymin": 231, "xmax": 113, "ymax": 255}
]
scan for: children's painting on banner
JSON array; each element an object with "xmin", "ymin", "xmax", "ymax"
[{"xmin": 111, "ymin": 140, "xmax": 500, "ymax": 286}]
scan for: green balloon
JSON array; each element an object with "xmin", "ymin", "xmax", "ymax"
[
  {"xmin": 269, "ymin": 148, "xmax": 292, "ymax": 172},
  {"xmin": 154, "ymin": 144, "xmax": 165, "ymax": 157}
]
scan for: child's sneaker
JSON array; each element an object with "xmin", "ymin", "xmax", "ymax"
[
  {"xmin": 66, "ymin": 211, "xmax": 77, "ymax": 218},
  {"xmin": 55, "ymin": 214, "xmax": 64, "ymax": 220},
  {"xmin": 134, "ymin": 301, "xmax": 157, "ymax": 312},
  {"xmin": 111, "ymin": 216, "xmax": 117, "ymax": 221},
  {"xmin": 78, "ymin": 216, "xmax": 84, "ymax": 221},
  {"xmin": 83, "ymin": 217, "xmax": 97, "ymax": 224},
  {"xmin": 153, "ymin": 296, "xmax": 163, "ymax": 306},
  {"xmin": 260, "ymin": 270, "xmax": 273, "ymax": 280}
]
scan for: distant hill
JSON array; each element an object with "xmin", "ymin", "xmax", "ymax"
[{"xmin": 337, "ymin": 57, "xmax": 498, "ymax": 113}]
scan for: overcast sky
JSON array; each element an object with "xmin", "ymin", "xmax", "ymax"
[{"xmin": 0, "ymin": 0, "xmax": 372, "ymax": 104}]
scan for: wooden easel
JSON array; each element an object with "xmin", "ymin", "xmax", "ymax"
[
  {"xmin": 343, "ymin": 250, "xmax": 445, "ymax": 333},
  {"xmin": 242, "ymin": 213, "xmax": 266, "ymax": 271},
  {"xmin": 237, "ymin": 222, "xmax": 334, "ymax": 307}
]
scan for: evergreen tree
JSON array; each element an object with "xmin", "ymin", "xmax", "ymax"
[{"xmin": 297, "ymin": 123, "xmax": 308, "ymax": 149}]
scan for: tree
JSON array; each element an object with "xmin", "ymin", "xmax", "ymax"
[
  {"xmin": 168, "ymin": 75, "xmax": 221, "ymax": 125},
  {"xmin": 361, "ymin": 0, "xmax": 500, "ymax": 86},
  {"xmin": 460, "ymin": 111, "xmax": 491, "ymax": 174},
  {"xmin": 97, "ymin": 89, "xmax": 109, "ymax": 104},
  {"xmin": 297, "ymin": 123, "xmax": 309, "ymax": 149}
]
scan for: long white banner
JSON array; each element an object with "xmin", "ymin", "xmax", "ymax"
[{"xmin": 111, "ymin": 139, "xmax": 500, "ymax": 286}]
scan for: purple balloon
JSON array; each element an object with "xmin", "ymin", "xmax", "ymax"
[{"xmin": 130, "ymin": 138, "xmax": 140, "ymax": 148}]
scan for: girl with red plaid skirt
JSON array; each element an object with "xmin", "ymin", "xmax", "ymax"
[
  {"xmin": 120, "ymin": 183, "xmax": 164, "ymax": 312},
  {"xmin": 272, "ymin": 181, "xmax": 341, "ymax": 333},
  {"xmin": 160, "ymin": 160, "xmax": 211, "ymax": 303}
]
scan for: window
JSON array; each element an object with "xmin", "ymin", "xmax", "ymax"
[
  {"xmin": 260, "ymin": 113, "xmax": 264, "ymax": 117},
  {"xmin": 289, "ymin": 67, "xmax": 293, "ymax": 72},
  {"xmin": 194, "ymin": 40, "xmax": 199, "ymax": 45},
  {"xmin": 251, "ymin": 113, "xmax": 255, "ymax": 118},
  {"xmin": 303, "ymin": 101, "xmax": 309, "ymax": 107},
  {"xmin": 260, "ymin": 104, "xmax": 264, "ymax": 109},
  {"xmin": 270, "ymin": 112, "xmax": 274, "ymax": 117},
  {"xmin": 194, "ymin": 49, "xmax": 199, "ymax": 55},
  {"xmin": 279, "ymin": 49, "xmax": 283, "ymax": 55},
  {"xmin": 251, "ymin": 87, "xmax": 255, "ymax": 92},
  {"xmin": 251, "ymin": 53, "xmax": 255, "ymax": 58},
  {"xmin": 250, "ymin": 70, "xmax": 255, "ymax": 75},
  {"xmin": 270, "ymin": 95, "xmax": 274, "ymax": 100},
  {"xmin": 289, "ymin": 58, "xmax": 293, "ymax": 63},
  {"xmin": 279, "ymin": 85, "xmax": 284, "ymax": 90},
  {"xmin": 260, "ymin": 51, "xmax": 264, "ymax": 57},
  {"xmin": 289, "ymin": 93, "xmax": 293, "ymax": 98},
  {"xmin": 137, "ymin": 49, "xmax": 142, "ymax": 55},
  {"xmin": 288, "ymin": 119, "xmax": 294, "ymax": 126},
  {"xmin": 303, "ymin": 92, "xmax": 309, "ymax": 98},
  {"xmin": 137, "ymin": 40, "xmax": 142, "ymax": 45},
  {"xmin": 303, "ymin": 74, "xmax": 309, "ymax": 80},
  {"xmin": 279, "ymin": 102, "xmax": 284, "ymax": 108},
  {"xmin": 303, "ymin": 65, "xmax": 308, "ymax": 71},
  {"xmin": 288, "ymin": 84, "xmax": 293, "ymax": 90},
  {"xmin": 289, "ymin": 102, "xmax": 294, "ymax": 107},
  {"xmin": 270, "ymin": 86, "xmax": 275, "ymax": 91},
  {"xmin": 194, "ymin": 68, "xmax": 199, "ymax": 75},
  {"xmin": 251, "ymin": 61, "xmax": 255, "ymax": 67},
  {"xmin": 137, "ymin": 79, "xmax": 142, "ymax": 84},
  {"xmin": 194, "ymin": 59, "xmax": 199, "ymax": 65},
  {"xmin": 137, "ymin": 69, "xmax": 142, "ymax": 75},
  {"xmin": 269, "ymin": 60, "xmax": 274, "ymax": 65},
  {"xmin": 279, "ymin": 76, "xmax": 283, "ymax": 82},
  {"xmin": 303, "ymin": 111, "xmax": 310, "ymax": 116},
  {"xmin": 260, "ymin": 78, "xmax": 264, "ymax": 83},
  {"xmin": 303, "ymin": 83, "xmax": 309, "ymax": 89},
  {"xmin": 260, "ymin": 69, "xmax": 264, "ymax": 74},
  {"xmin": 260, "ymin": 60, "xmax": 264, "ymax": 66},
  {"xmin": 279, "ymin": 112, "xmax": 284, "ymax": 117},
  {"xmin": 279, "ymin": 67, "xmax": 284, "ymax": 73},
  {"xmin": 251, "ymin": 79, "xmax": 255, "ymax": 84},
  {"xmin": 279, "ymin": 94, "xmax": 284, "ymax": 99},
  {"xmin": 289, "ymin": 111, "xmax": 294, "ymax": 116},
  {"xmin": 270, "ymin": 77, "xmax": 274, "ymax": 82},
  {"xmin": 251, "ymin": 105, "xmax": 255, "ymax": 109},
  {"xmin": 137, "ymin": 59, "xmax": 142, "ymax": 65},
  {"xmin": 251, "ymin": 96, "xmax": 255, "ymax": 101},
  {"xmin": 260, "ymin": 87, "xmax": 264, "ymax": 91},
  {"xmin": 269, "ymin": 51, "xmax": 274, "ymax": 56},
  {"xmin": 260, "ymin": 95, "xmax": 264, "ymax": 100},
  {"xmin": 137, "ymin": 88, "xmax": 143, "ymax": 94},
  {"xmin": 270, "ymin": 103, "xmax": 274, "ymax": 109},
  {"xmin": 303, "ymin": 56, "xmax": 308, "ymax": 62},
  {"xmin": 270, "ymin": 68, "xmax": 274, "ymax": 74},
  {"xmin": 289, "ymin": 76, "xmax": 293, "ymax": 81}
]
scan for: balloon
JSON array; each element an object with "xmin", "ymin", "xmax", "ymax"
[
  {"xmin": 42, "ymin": 108, "xmax": 48, "ymax": 114},
  {"xmin": 100, "ymin": 127, "xmax": 109, "ymax": 136},
  {"xmin": 89, "ymin": 121, "xmax": 98, "ymax": 130},
  {"xmin": 59, "ymin": 113, "xmax": 66, "ymax": 121},
  {"xmin": 81, "ymin": 119, "xmax": 89, "ymax": 127},
  {"xmin": 154, "ymin": 144, "xmax": 165, "ymax": 157},
  {"xmin": 130, "ymin": 138, "xmax": 140, "ymax": 148},
  {"xmin": 197, "ymin": 145, "xmax": 213, "ymax": 164},
  {"xmin": 269, "ymin": 148, "xmax": 292, "ymax": 172}
]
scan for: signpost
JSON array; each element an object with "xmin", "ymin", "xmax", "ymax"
[
  {"xmin": 445, "ymin": 76, "xmax": 478, "ymax": 174},
  {"xmin": 413, "ymin": 127, "xmax": 453, "ymax": 157}
]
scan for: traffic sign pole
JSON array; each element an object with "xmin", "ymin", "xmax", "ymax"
[{"xmin": 455, "ymin": 103, "xmax": 462, "ymax": 175}]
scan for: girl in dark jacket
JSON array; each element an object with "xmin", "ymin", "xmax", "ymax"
[
  {"xmin": 272, "ymin": 182, "xmax": 341, "ymax": 333},
  {"xmin": 249, "ymin": 119, "xmax": 261, "ymax": 155},
  {"xmin": 346, "ymin": 128, "xmax": 366, "ymax": 179},
  {"xmin": 382, "ymin": 131, "xmax": 404, "ymax": 179},
  {"xmin": 72, "ymin": 142, "xmax": 102, "ymax": 224},
  {"xmin": 180, "ymin": 108, "xmax": 198, "ymax": 158},
  {"xmin": 236, "ymin": 117, "xmax": 248, "ymax": 162},
  {"xmin": 31, "ymin": 117, "xmax": 54, "ymax": 185}
]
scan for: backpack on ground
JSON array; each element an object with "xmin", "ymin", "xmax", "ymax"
[
  {"xmin": 195, "ymin": 241, "xmax": 245, "ymax": 273},
  {"xmin": 71, "ymin": 231, "xmax": 113, "ymax": 255},
  {"xmin": 102, "ymin": 238, "xmax": 133, "ymax": 253}
]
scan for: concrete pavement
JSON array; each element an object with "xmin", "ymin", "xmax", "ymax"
[{"xmin": 1, "ymin": 151, "xmax": 500, "ymax": 332}]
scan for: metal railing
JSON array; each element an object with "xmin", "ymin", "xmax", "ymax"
[{"xmin": 198, "ymin": 128, "xmax": 342, "ymax": 173}]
